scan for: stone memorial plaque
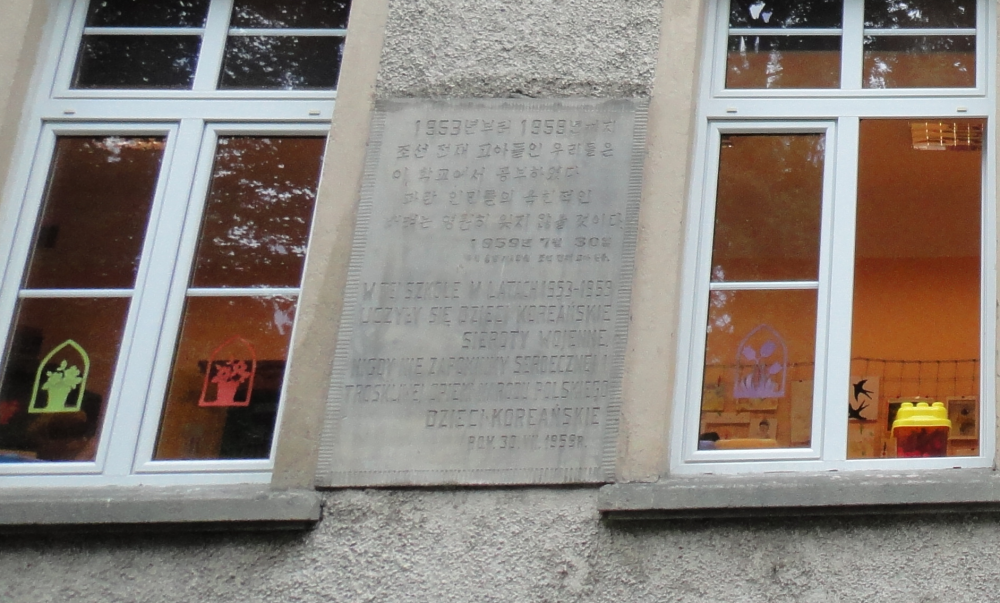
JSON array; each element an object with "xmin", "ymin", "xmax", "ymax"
[{"xmin": 317, "ymin": 99, "xmax": 646, "ymax": 485}]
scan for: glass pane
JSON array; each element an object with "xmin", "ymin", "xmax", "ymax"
[
  {"xmin": 73, "ymin": 35, "xmax": 201, "ymax": 89},
  {"xmin": 727, "ymin": 36, "xmax": 841, "ymax": 88},
  {"xmin": 0, "ymin": 298, "xmax": 130, "ymax": 462},
  {"xmin": 711, "ymin": 133, "xmax": 824, "ymax": 283},
  {"xmin": 231, "ymin": 0, "xmax": 351, "ymax": 29},
  {"xmin": 863, "ymin": 36, "xmax": 975, "ymax": 88},
  {"xmin": 729, "ymin": 0, "xmax": 843, "ymax": 28},
  {"xmin": 849, "ymin": 119, "xmax": 981, "ymax": 459},
  {"xmin": 700, "ymin": 289, "xmax": 817, "ymax": 450},
  {"xmin": 154, "ymin": 296, "xmax": 296, "ymax": 460},
  {"xmin": 25, "ymin": 137, "xmax": 164, "ymax": 290},
  {"xmin": 218, "ymin": 35, "xmax": 344, "ymax": 90},
  {"xmin": 85, "ymin": 0, "xmax": 211, "ymax": 28},
  {"xmin": 864, "ymin": 0, "xmax": 975, "ymax": 29},
  {"xmin": 189, "ymin": 137, "xmax": 326, "ymax": 289}
]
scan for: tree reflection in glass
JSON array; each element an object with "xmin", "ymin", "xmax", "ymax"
[
  {"xmin": 218, "ymin": 36, "xmax": 345, "ymax": 90},
  {"xmin": 230, "ymin": 0, "xmax": 350, "ymax": 29},
  {"xmin": 190, "ymin": 136, "xmax": 326, "ymax": 288},
  {"xmin": 729, "ymin": 0, "xmax": 842, "ymax": 28},
  {"xmin": 726, "ymin": 0, "xmax": 842, "ymax": 89},
  {"xmin": 85, "ymin": 0, "xmax": 211, "ymax": 28},
  {"xmin": 864, "ymin": 0, "xmax": 975, "ymax": 29},
  {"xmin": 73, "ymin": 36, "xmax": 201, "ymax": 89},
  {"xmin": 864, "ymin": 36, "xmax": 975, "ymax": 89}
]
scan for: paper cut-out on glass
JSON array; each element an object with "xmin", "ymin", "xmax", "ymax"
[
  {"xmin": 28, "ymin": 340, "xmax": 90, "ymax": 413},
  {"xmin": 198, "ymin": 336, "xmax": 257, "ymax": 407},
  {"xmin": 733, "ymin": 324, "xmax": 787, "ymax": 398}
]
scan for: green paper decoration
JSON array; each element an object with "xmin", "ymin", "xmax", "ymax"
[{"xmin": 28, "ymin": 340, "xmax": 90, "ymax": 414}]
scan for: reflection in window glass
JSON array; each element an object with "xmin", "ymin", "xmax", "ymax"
[
  {"xmin": 700, "ymin": 290, "xmax": 817, "ymax": 450},
  {"xmin": 699, "ymin": 131, "xmax": 826, "ymax": 452},
  {"xmin": 0, "ymin": 298, "xmax": 130, "ymax": 462},
  {"xmin": 85, "ymin": 0, "xmax": 211, "ymax": 28},
  {"xmin": 189, "ymin": 137, "xmax": 326, "ymax": 288},
  {"xmin": 729, "ymin": 0, "xmax": 843, "ymax": 28},
  {"xmin": 154, "ymin": 136, "xmax": 326, "ymax": 461},
  {"xmin": 711, "ymin": 133, "xmax": 824, "ymax": 282},
  {"xmin": 0, "ymin": 133, "xmax": 164, "ymax": 464},
  {"xmin": 230, "ymin": 0, "xmax": 350, "ymax": 29},
  {"xmin": 73, "ymin": 35, "xmax": 201, "ymax": 89},
  {"xmin": 849, "ymin": 119, "xmax": 982, "ymax": 459},
  {"xmin": 154, "ymin": 296, "xmax": 296, "ymax": 460},
  {"xmin": 863, "ymin": 36, "xmax": 975, "ymax": 89},
  {"xmin": 25, "ymin": 137, "xmax": 164, "ymax": 290},
  {"xmin": 727, "ymin": 36, "xmax": 841, "ymax": 89},
  {"xmin": 218, "ymin": 36, "xmax": 345, "ymax": 90},
  {"xmin": 864, "ymin": 0, "xmax": 975, "ymax": 29}
]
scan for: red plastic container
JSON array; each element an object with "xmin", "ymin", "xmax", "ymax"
[{"xmin": 892, "ymin": 402, "xmax": 950, "ymax": 458}]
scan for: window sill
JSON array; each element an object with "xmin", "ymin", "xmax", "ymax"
[
  {"xmin": 599, "ymin": 468, "xmax": 1000, "ymax": 519},
  {"xmin": 0, "ymin": 485, "xmax": 322, "ymax": 532}
]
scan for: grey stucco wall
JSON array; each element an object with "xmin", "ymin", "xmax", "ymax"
[
  {"xmin": 3, "ymin": 488, "xmax": 1000, "ymax": 602},
  {"xmin": 375, "ymin": 0, "xmax": 662, "ymax": 98},
  {"xmin": 8, "ymin": 3, "xmax": 991, "ymax": 603}
]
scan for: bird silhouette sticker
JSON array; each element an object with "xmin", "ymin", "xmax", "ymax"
[{"xmin": 848, "ymin": 376, "xmax": 879, "ymax": 421}]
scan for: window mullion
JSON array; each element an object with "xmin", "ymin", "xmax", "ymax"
[
  {"xmin": 980, "ymin": 72, "xmax": 997, "ymax": 461},
  {"xmin": 820, "ymin": 116, "xmax": 860, "ymax": 462},
  {"xmin": 0, "ymin": 128, "xmax": 57, "ymax": 355},
  {"xmin": 102, "ymin": 120, "xmax": 206, "ymax": 477},
  {"xmin": 976, "ymin": 0, "xmax": 991, "ymax": 95},
  {"xmin": 192, "ymin": 0, "xmax": 234, "ymax": 92},
  {"xmin": 840, "ymin": 0, "xmax": 865, "ymax": 90},
  {"xmin": 677, "ymin": 122, "xmax": 724, "ymax": 462},
  {"xmin": 50, "ymin": 0, "xmax": 91, "ymax": 96}
]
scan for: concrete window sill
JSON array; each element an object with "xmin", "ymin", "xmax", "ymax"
[
  {"xmin": 0, "ymin": 485, "xmax": 322, "ymax": 532},
  {"xmin": 599, "ymin": 469, "xmax": 1000, "ymax": 519}
]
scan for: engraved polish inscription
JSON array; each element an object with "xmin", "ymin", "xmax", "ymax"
[{"xmin": 321, "ymin": 99, "xmax": 642, "ymax": 485}]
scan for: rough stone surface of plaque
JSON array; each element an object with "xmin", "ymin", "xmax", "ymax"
[{"xmin": 317, "ymin": 99, "xmax": 646, "ymax": 485}]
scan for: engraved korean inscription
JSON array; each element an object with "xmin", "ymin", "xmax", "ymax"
[{"xmin": 320, "ymin": 99, "xmax": 644, "ymax": 485}]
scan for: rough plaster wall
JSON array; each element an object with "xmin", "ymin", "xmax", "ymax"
[
  {"xmin": 375, "ymin": 0, "xmax": 661, "ymax": 98},
  {"xmin": 3, "ymin": 488, "xmax": 1000, "ymax": 602}
]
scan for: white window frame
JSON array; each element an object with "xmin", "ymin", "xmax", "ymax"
[
  {"xmin": 51, "ymin": 0, "xmax": 346, "ymax": 101},
  {"xmin": 712, "ymin": 0, "xmax": 991, "ymax": 99},
  {"xmin": 670, "ymin": 0, "xmax": 997, "ymax": 475},
  {"xmin": 0, "ymin": 0, "xmax": 338, "ymax": 487}
]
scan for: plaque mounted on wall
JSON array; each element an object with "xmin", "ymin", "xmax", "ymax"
[{"xmin": 317, "ymin": 99, "xmax": 647, "ymax": 486}]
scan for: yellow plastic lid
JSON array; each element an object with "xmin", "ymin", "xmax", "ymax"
[{"xmin": 892, "ymin": 401, "xmax": 951, "ymax": 431}]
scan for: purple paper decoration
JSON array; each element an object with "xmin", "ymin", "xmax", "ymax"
[{"xmin": 734, "ymin": 324, "xmax": 788, "ymax": 398}]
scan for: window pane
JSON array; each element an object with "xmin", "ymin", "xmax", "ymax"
[
  {"xmin": 189, "ymin": 137, "xmax": 326, "ymax": 289},
  {"xmin": 729, "ymin": 0, "xmax": 843, "ymax": 28},
  {"xmin": 231, "ymin": 0, "xmax": 351, "ymax": 29},
  {"xmin": 218, "ymin": 36, "xmax": 344, "ymax": 90},
  {"xmin": 864, "ymin": 0, "xmax": 975, "ymax": 29},
  {"xmin": 85, "ymin": 0, "xmax": 211, "ymax": 28},
  {"xmin": 700, "ymin": 290, "xmax": 817, "ymax": 450},
  {"xmin": 849, "ymin": 119, "xmax": 981, "ymax": 459},
  {"xmin": 73, "ymin": 35, "xmax": 201, "ymax": 89},
  {"xmin": 0, "ymin": 298, "xmax": 130, "ymax": 462},
  {"xmin": 863, "ymin": 36, "xmax": 975, "ymax": 88},
  {"xmin": 154, "ymin": 296, "xmax": 296, "ymax": 460},
  {"xmin": 24, "ymin": 137, "xmax": 164, "ymax": 290},
  {"xmin": 711, "ymin": 133, "xmax": 824, "ymax": 283},
  {"xmin": 727, "ymin": 36, "xmax": 841, "ymax": 88}
]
